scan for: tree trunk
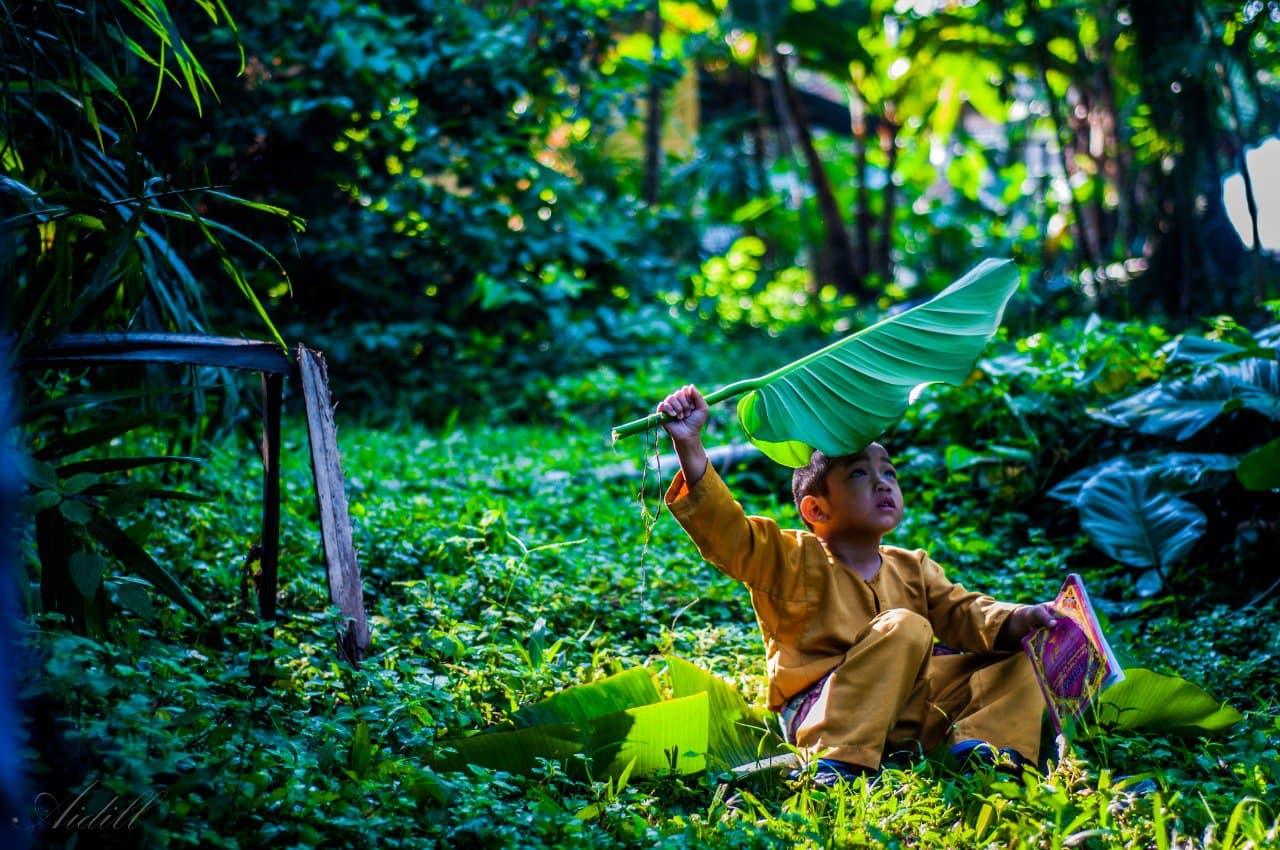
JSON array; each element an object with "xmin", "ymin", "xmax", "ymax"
[
  {"xmin": 1039, "ymin": 66, "xmax": 1102, "ymax": 269},
  {"xmin": 875, "ymin": 105, "xmax": 898, "ymax": 281},
  {"xmin": 848, "ymin": 83, "xmax": 872, "ymax": 280},
  {"xmin": 749, "ymin": 62, "xmax": 770, "ymax": 198},
  {"xmin": 1097, "ymin": 25, "xmax": 1133, "ymax": 256},
  {"xmin": 772, "ymin": 46, "xmax": 865, "ymax": 296},
  {"xmin": 1027, "ymin": 0, "xmax": 1102, "ymax": 270},
  {"xmin": 642, "ymin": 0, "xmax": 662, "ymax": 207},
  {"xmin": 1130, "ymin": 0, "xmax": 1220, "ymax": 316}
]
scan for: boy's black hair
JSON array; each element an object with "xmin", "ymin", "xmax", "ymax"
[
  {"xmin": 792, "ymin": 450, "xmax": 843, "ymax": 530},
  {"xmin": 792, "ymin": 444, "xmax": 894, "ymax": 529}
]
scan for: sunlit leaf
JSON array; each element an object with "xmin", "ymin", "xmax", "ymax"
[
  {"xmin": 1095, "ymin": 668, "xmax": 1243, "ymax": 734},
  {"xmin": 513, "ymin": 667, "xmax": 660, "ymax": 728},
  {"xmin": 732, "ymin": 259, "xmax": 1020, "ymax": 465},
  {"xmin": 439, "ymin": 692, "xmax": 708, "ymax": 781},
  {"xmin": 665, "ymin": 656, "xmax": 783, "ymax": 770}
]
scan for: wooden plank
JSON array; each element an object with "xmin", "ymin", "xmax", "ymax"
[
  {"xmin": 258, "ymin": 373, "xmax": 283, "ymax": 626},
  {"xmin": 296, "ymin": 345, "xmax": 371, "ymax": 663}
]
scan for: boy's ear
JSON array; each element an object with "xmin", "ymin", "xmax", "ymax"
[{"xmin": 799, "ymin": 494, "xmax": 828, "ymax": 527}]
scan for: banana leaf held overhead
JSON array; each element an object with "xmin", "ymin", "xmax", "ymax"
[{"xmin": 612, "ymin": 258, "xmax": 1021, "ymax": 466}]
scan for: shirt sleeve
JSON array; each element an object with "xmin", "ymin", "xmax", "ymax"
[
  {"xmin": 920, "ymin": 551, "xmax": 1018, "ymax": 652},
  {"xmin": 664, "ymin": 463, "xmax": 802, "ymax": 594}
]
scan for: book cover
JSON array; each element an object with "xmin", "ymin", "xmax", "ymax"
[{"xmin": 1021, "ymin": 573, "xmax": 1124, "ymax": 736}]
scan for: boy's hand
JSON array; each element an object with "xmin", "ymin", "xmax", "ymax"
[
  {"xmin": 658, "ymin": 385, "xmax": 709, "ymax": 445},
  {"xmin": 999, "ymin": 602, "xmax": 1060, "ymax": 647}
]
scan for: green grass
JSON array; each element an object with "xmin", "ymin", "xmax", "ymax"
[{"xmin": 21, "ymin": 410, "xmax": 1280, "ymax": 848}]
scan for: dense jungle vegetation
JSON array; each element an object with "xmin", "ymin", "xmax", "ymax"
[{"xmin": 3, "ymin": 0, "xmax": 1280, "ymax": 847}]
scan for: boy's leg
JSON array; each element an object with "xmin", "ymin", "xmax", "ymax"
[
  {"xmin": 791, "ymin": 608, "xmax": 934, "ymax": 770},
  {"xmin": 922, "ymin": 651, "xmax": 1045, "ymax": 763}
]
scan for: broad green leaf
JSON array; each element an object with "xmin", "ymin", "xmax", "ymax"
[
  {"xmin": 1099, "ymin": 360, "xmax": 1280, "ymax": 440},
  {"xmin": 1237, "ymin": 437, "xmax": 1280, "ymax": 491},
  {"xmin": 1095, "ymin": 668, "xmax": 1243, "ymax": 733},
  {"xmin": 59, "ymin": 499, "xmax": 91, "ymax": 524},
  {"xmin": 513, "ymin": 667, "xmax": 660, "ymax": 728},
  {"xmin": 68, "ymin": 551, "xmax": 106, "ymax": 598},
  {"xmin": 1077, "ymin": 469, "xmax": 1206, "ymax": 569},
  {"xmin": 110, "ymin": 577, "xmax": 155, "ymax": 618},
  {"xmin": 31, "ymin": 490, "xmax": 61, "ymax": 512},
  {"xmin": 61, "ymin": 473, "xmax": 99, "ymax": 495},
  {"xmin": 665, "ymin": 656, "xmax": 783, "ymax": 770},
  {"xmin": 943, "ymin": 444, "xmax": 1030, "ymax": 472},
  {"xmin": 1168, "ymin": 335, "xmax": 1246, "ymax": 364},
  {"xmin": 1048, "ymin": 452, "xmax": 1239, "ymax": 504}
]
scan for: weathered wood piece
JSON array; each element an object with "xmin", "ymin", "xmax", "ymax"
[
  {"xmin": 296, "ymin": 345, "xmax": 371, "ymax": 664},
  {"xmin": 24, "ymin": 332, "xmax": 374, "ymax": 668}
]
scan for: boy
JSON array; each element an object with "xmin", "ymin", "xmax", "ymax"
[{"xmin": 656, "ymin": 385, "xmax": 1057, "ymax": 784}]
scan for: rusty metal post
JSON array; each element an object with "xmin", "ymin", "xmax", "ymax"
[{"xmin": 259, "ymin": 372, "xmax": 283, "ymax": 624}]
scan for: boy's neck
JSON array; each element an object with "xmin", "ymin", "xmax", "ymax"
[{"xmin": 820, "ymin": 533, "xmax": 883, "ymax": 580}]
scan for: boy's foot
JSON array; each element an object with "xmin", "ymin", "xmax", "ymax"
[
  {"xmin": 880, "ymin": 746, "xmax": 920, "ymax": 771},
  {"xmin": 950, "ymin": 739, "xmax": 1029, "ymax": 775},
  {"xmin": 814, "ymin": 758, "xmax": 878, "ymax": 786},
  {"xmin": 789, "ymin": 758, "xmax": 878, "ymax": 787}
]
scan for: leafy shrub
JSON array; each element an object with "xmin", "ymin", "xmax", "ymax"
[{"xmin": 1049, "ymin": 321, "xmax": 1280, "ymax": 597}]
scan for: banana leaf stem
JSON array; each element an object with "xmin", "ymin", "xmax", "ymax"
[{"xmin": 611, "ymin": 379, "xmax": 759, "ymax": 442}]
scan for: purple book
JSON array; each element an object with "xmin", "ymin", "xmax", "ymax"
[{"xmin": 1021, "ymin": 574, "xmax": 1124, "ymax": 736}]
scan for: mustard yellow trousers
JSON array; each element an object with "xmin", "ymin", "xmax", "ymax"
[{"xmin": 789, "ymin": 608, "xmax": 1045, "ymax": 770}]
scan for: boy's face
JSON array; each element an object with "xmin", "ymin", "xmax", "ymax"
[{"xmin": 813, "ymin": 443, "xmax": 903, "ymax": 538}]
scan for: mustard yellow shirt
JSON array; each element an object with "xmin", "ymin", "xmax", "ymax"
[{"xmin": 665, "ymin": 464, "xmax": 1019, "ymax": 710}]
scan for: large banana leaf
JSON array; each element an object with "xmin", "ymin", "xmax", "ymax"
[
  {"xmin": 513, "ymin": 666, "xmax": 659, "ymax": 728},
  {"xmin": 1094, "ymin": 668, "xmax": 1243, "ymax": 734},
  {"xmin": 665, "ymin": 656, "xmax": 784, "ymax": 771},
  {"xmin": 438, "ymin": 666, "xmax": 709, "ymax": 780},
  {"xmin": 437, "ymin": 692, "xmax": 709, "ymax": 781},
  {"xmin": 614, "ymin": 259, "xmax": 1020, "ymax": 466}
]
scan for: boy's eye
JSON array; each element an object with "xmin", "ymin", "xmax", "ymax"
[
  {"xmin": 885, "ymin": 469, "xmax": 896, "ymax": 478},
  {"xmin": 849, "ymin": 468, "xmax": 866, "ymax": 477}
]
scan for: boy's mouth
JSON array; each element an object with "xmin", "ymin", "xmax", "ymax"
[{"xmin": 876, "ymin": 498, "xmax": 897, "ymax": 510}]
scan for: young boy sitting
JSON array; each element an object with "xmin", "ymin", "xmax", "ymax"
[{"xmin": 656, "ymin": 385, "xmax": 1058, "ymax": 784}]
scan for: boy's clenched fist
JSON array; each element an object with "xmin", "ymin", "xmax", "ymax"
[{"xmin": 657, "ymin": 385, "xmax": 709, "ymax": 445}]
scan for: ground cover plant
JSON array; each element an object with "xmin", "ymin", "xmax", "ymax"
[{"xmin": 15, "ymin": 320, "xmax": 1280, "ymax": 848}]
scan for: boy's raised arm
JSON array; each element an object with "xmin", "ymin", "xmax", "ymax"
[
  {"xmin": 657, "ymin": 385, "xmax": 710, "ymax": 488},
  {"xmin": 657, "ymin": 385, "xmax": 800, "ymax": 592}
]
